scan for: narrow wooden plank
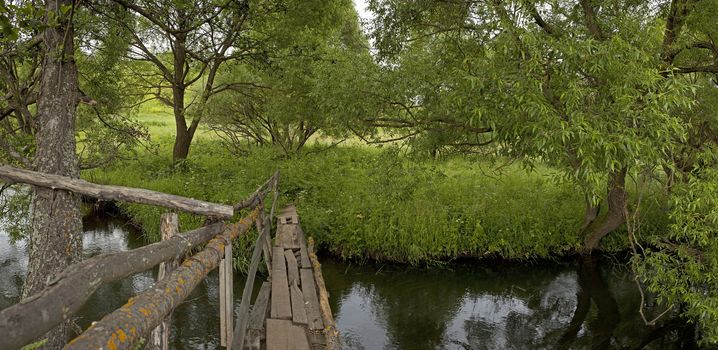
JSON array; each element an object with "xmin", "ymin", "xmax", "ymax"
[
  {"xmin": 300, "ymin": 268, "xmax": 324, "ymax": 331},
  {"xmin": 276, "ymin": 224, "xmax": 300, "ymax": 250},
  {"xmin": 232, "ymin": 216, "xmax": 272, "ymax": 350},
  {"xmin": 151, "ymin": 213, "xmax": 179, "ymax": 350},
  {"xmin": 256, "ymin": 215, "xmax": 272, "ymax": 277},
  {"xmin": 298, "ymin": 235, "xmax": 310, "ymax": 269},
  {"xmin": 224, "ymin": 244, "xmax": 234, "ymax": 349},
  {"xmin": 220, "ymin": 257, "xmax": 227, "ymax": 347},
  {"xmin": 270, "ymin": 246, "xmax": 291, "ymax": 319},
  {"xmin": 284, "ymin": 250, "xmax": 300, "ymax": 287},
  {"xmin": 245, "ymin": 282, "xmax": 271, "ymax": 350},
  {"xmin": 247, "ymin": 282, "xmax": 271, "ymax": 330},
  {"xmin": 266, "ymin": 319, "xmax": 291, "ymax": 350},
  {"xmin": 308, "ymin": 238, "xmax": 340, "ymax": 350},
  {"xmin": 290, "ymin": 324, "xmax": 311, "ymax": 350},
  {"xmin": 290, "ymin": 282, "xmax": 308, "ymax": 325}
]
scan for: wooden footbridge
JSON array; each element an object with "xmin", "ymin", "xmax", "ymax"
[{"xmin": 0, "ymin": 165, "xmax": 340, "ymax": 350}]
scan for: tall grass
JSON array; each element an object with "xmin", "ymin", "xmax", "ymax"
[{"xmin": 85, "ymin": 141, "xmax": 668, "ymax": 264}]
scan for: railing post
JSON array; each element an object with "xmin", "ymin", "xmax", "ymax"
[
  {"xmin": 220, "ymin": 236, "xmax": 234, "ymax": 348},
  {"xmin": 255, "ymin": 205, "xmax": 272, "ymax": 278},
  {"xmin": 151, "ymin": 213, "xmax": 179, "ymax": 350}
]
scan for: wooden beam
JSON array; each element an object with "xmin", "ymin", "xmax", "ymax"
[
  {"xmin": 245, "ymin": 282, "xmax": 271, "ymax": 350},
  {"xmin": 0, "ymin": 165, "xmax": 234, "ymax": 217},
  {"xmin": 224, "ymin": 242, "xmax": 234, "ymax": 348},
  {"xmin": 64, "ymin": 215, "xmax": 257, "ymax": 350},
  {"xmin": 220, "ymin": 241, "xmax": 234, "ymax": 348},
  {"xmin": 308, "ymin": 237, "xmax": 341, "ymax": 350},
  {"xmin": 270, "ymin": 246, "xmax": 291, "ymax": 320},
  {"xmin": 231, "ymin": 209, "xmax": 270, "ymax": 350},
  {"xmin": 151, "ymin": 213, "xmax": 180, "ymax": 350},
  {"xmin": 0, "ymin": 221, "xmax": 228, "ymax": 350}
]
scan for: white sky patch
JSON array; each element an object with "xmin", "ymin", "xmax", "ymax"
[{"xmin": 353, "ymin": 0, "xmax": 372, "ymax": 22}]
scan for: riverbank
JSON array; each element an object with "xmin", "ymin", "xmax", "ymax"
[
  {"xmin": 84, "ymin": 140, "xmax": 669, "ymax": 264},
  {"xmin": 0, "ymin": 212, "xmax": 691, "ymax": 349}
]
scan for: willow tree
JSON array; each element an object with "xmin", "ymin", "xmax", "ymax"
[
  {"xmin": 367, "ymin": 0, "xmax": 697, "ymax": 249},
  {"xmin": 368, "ymin": 0, "xmax": 718, "ymax": 342}
]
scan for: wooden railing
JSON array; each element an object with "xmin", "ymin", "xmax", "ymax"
[{"xmin": 0, "ymin": 165, "xmax": 280, "ymax": 350}]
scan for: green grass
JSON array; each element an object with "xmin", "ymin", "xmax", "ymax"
[{"xmin": 85, "ymin": 137, "xmax": 669, "ymax": 265}]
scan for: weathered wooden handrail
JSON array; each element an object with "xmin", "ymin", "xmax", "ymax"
[
  {"xmin": 65, "ymin": 212, "xmax": 259, "ymax": 349},
  {"xmin": 0, "ymin": 168, "xmax": 280, "ymax": 349},
  {"xmin": 0, "ymin": 165, "xmax": 234, "ymax": 218},
  {"xmin": 234, "ymin": 170, "xmax": 280, "ymax": 211},
  {"xmin": 0, "ymin": 222, "xmax": 225, "ymax": 350},
  {"xmin": 232, "ymin": 211, "xmax": 271, "ymax": 349}
]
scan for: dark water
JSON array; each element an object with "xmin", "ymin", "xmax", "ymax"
[{"xmin": 0, "ymin": 211, "xmax": 692, "ymax": 349}]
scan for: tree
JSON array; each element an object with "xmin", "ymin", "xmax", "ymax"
[
  {"xmin": 25, "ymin": 0, "xmax": 83, "ymax": 347},
  {"xmin": 365, "ymin": 0, "xmax": 699, "ymax": 249},
  {"xmin": 367, "ymin": 0, "xmax": 718, "ymax": 343},
  {"xmin": 0, "ymin": 2, "xmax": 147, "ymax": 347},
  {"xmin": 205, "ymin": 0, "xmax": 372, "ymax": 155},
  {"xmin": 91, "ymin": 0, "xmax": 264, "ymax": 162}
]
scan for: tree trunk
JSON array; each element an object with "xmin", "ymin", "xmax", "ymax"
[
  {"xmin": 583, "ymin": 167, "xmax": 628, "ymax": 251},
  {"xmin": 172, "ymin": 125, "xmax": 192, "ymax": 162},
  {"xmin": 580, "ymin": 195, "xmax": 600, "ymax": 232},
  {"xmin": 21, "ymin": 1, "xmax": 82, "ymax": 348}
]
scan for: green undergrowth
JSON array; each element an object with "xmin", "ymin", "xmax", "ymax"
[{"xmin": 84, "ymin": 141, "xmax": 669, "ymax": 266}]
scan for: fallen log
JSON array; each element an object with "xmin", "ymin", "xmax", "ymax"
[
  {"xmin": 308, "ymin": 237, "xmax": 341, "ymax": 350},
  {"xmin": 0, "ymin": 165, "xmax": 234, "ymax": 218},
  {"xmin": 0, "ymin": 222, "xmax": 225, "ymax": 350},
  {"xmin": 64, "ymin": 211, "xmax": 259, "ymax": 350}
]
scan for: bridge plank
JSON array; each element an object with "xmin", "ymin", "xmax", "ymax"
[
  {"xmin": 290, "ymin": 324, "xmax": 311, "ymax": 350},
  {"xmin": 299, "ymin": 236, "xmax": 311, "ymax": 268},
  {"xmin": 290, "ymin": 282, "xmax": 308, "ymax": 325},
  {"xmin": 284, "ymin": 250, "xmax": 300, "ymax": 287},
  {"xmin": 245, "ymin": 282, "xmax": 271, "ymax": 350},
  {"xmin": 270, "ymin": 246, "xmax": 292, "ymax": 319},
  {"xmin": 266, "ymin": 319, "xmax": 310, "ymax": 350},
  {"xmin": 300, "ymin": 268, "xmax": 324, "ymax": 331},
  {"xmin": 266, "ymin": 319, "xmax": 291, "ymax": 350},
  {"xmin": 276, "ymin": 224, "xmax": 300, "ymax": 250}
]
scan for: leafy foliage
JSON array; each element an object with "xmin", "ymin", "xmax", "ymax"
[
  {"xmin": 205, "ymin": 0, "xmax": 372, "ymax": 155},
  {"xmin": 636, "ymin": 152, "xmax": 718, "ymax": 343}
]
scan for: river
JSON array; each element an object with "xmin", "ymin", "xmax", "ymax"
[{"xmin": 0, "ymin": 209, "xmax": 694, "ymax": 349}]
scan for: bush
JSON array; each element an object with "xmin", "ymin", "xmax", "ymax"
[{"xmin": 86, "ymin": 141, "xmax": 668, "ymax": 265}]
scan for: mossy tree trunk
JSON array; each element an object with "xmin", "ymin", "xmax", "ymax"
[
  {"xmin": 582, "ymin": 168, "xmax": 628, "ymax": 251},
  {"xmin": 21, "ymin": 1, "xmax": 83, "ymax": 348}
]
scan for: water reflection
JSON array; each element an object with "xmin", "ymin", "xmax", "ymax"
[
  {"xmin": 0, "ymin": 210, "xmax": 693, "ymax": 349},
  {"xmin": 323, "ymin": 257, "xmax": 689, "ymax": 350},
  {"xmin": 0, "ymin": 210, "xmax": 263, "ymax": 349}
]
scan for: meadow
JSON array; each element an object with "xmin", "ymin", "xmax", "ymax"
[{"xmin": 85, "ymin": 108, "xmax": 669, "ymax": 266}]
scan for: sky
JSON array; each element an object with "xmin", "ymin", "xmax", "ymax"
[{"xmin": 353, "ymin": 0, "xmax": 373, "ymax": 23}]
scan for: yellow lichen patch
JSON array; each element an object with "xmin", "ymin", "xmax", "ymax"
[
  {"xmin": 139, "ymin": 307, "xmax": 151, "ymax": 316},
  {"xmin": 107, "ymin": 336, "xmax": 118, "ymax": 350},
  {"xmin": 116, "ymin": 329, "xmax": 128, "ymax": 343}
]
